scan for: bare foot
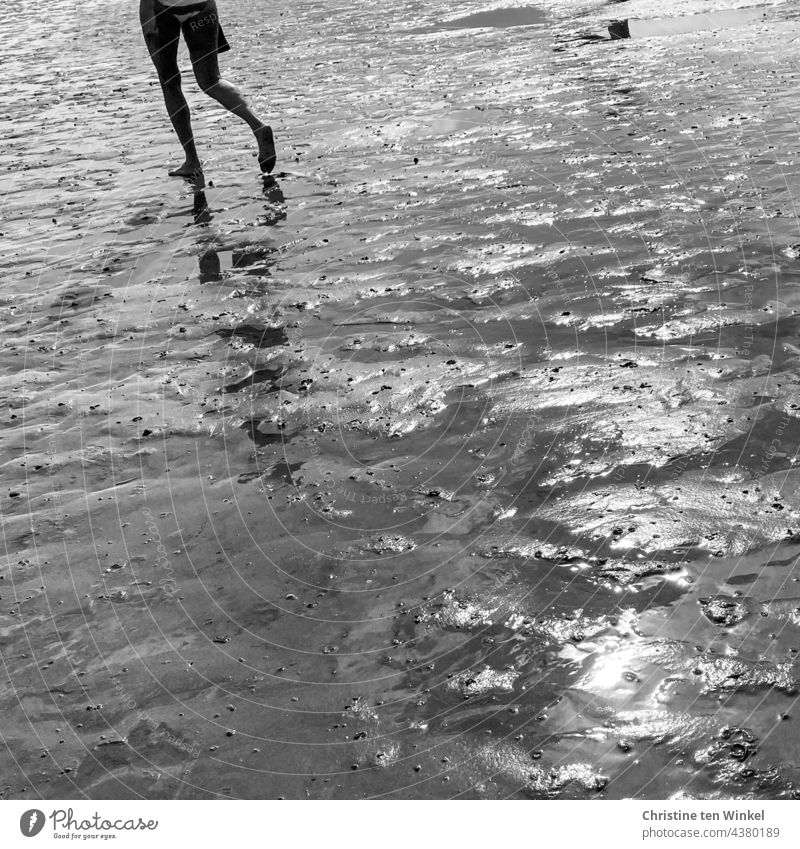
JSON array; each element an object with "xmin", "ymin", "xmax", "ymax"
[
  {"xmin": 169, "ymin": 160, "xmax": 205, "ymax": 184},
  {"xmin": 255, "ymin": 126, "xmax": 276, "ymax": 174}
]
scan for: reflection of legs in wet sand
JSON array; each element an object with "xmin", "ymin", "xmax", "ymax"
[
  {"xmin": 192, "ymin": 188, "xmax": 213, "ymax": 224},
  {"xmin": 198, "ymin": 248, "xmax": 222, "ymax": 282},
  {"xmin": 190, "ymin": 177, "xmax": 284, "ymax": 282},
  {"xmin": 191, "ymin": 190, "xmax": 222, "ymax": 281},
  {"xmin": 140, "ymin": 0, "xmax": 276, "ymax": 183},
  {"xmin": 261, "ymin": 175, "xmax": 285, "ymax": 204},
  {"xmin": 260, "ymin": 175, "xmax": 287, "ymax": 225}
]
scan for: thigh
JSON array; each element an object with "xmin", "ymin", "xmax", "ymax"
[
  {"xmin": 182, "ymin": 2, "xmax": 223, "ymax": 82},
  {"xmin": 143, "ymin": 13, "xmax": 182, "ymax": 84}
]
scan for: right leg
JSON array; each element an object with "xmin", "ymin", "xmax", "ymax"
[
  {"xmin": 183, "ymin": 7, "xmax": 276, "ymax": 173},
  {"xmin": 142, "ymin": 14, "xmax": 204, "ymax": 181}
]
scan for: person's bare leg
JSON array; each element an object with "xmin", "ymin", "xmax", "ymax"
[
  {"xmin": 200, "ymin": 78, "xmax": 275, "ymax": 173},
  {"xmin": 161, "ymin": 76, "xmax": 204, "ymax": 180},
  {"xmin": 189, "ymin": 43, "xmax": 276, "ymax": 173},
  {"xmin": 143, "ymin": 26, "xmax": 205, "ymax": 182}
]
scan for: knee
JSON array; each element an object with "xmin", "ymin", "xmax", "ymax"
[
  {"xmin": 160, "ymin": 71, "xmax": 182, "ymax": 91},
  {"xmin": 195, "ymin": 73, "xmax": 219, "ymax": 94}
]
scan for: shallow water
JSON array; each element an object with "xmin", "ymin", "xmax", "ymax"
[
  {"xmin": 409, "ymin": 5, "xmax": 547, "ymax": 32},
  {"xmin": 629, "ymin": 7, "xmax": 773, "ymax": 38},
  {"xmin": 4, "ymin": 0, "xmax": 800, "ymax": 799}
]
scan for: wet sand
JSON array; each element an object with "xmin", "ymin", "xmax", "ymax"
[{"xmin": 4, "ymin": 0, "xmax": 800, "ymax": 799}]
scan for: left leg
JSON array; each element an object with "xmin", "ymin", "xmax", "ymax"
[
  {"xmin": 183, "ymin": 5, "xmax": 276, "ymax": 172},
  {"xmin": 141, "ymin": 7, "xmax": 204, "ymax": 180}
]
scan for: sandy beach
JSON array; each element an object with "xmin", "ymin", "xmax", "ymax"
[{"xmin": 4, "ymin": 0, "xmax": 800, "ymax": 799}]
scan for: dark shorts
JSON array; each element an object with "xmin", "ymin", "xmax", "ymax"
[{"xmin": 145, "ymin": 0, "xmax": 231, "ymax": 56}]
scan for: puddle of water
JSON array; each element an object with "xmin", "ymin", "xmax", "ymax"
[
  {"xmin": 410, "ymin": 5, "xmax": 546, "ymax": 34},
  {"xmin": 425, "ymin": 107, "xmax": 509, "ymax": 136},
  {"xmin": 626, "ymin": 7, "xmax": 771, "ymax": 39}
]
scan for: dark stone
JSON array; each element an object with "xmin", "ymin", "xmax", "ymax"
[{"xmin": 608, "ymin": 19, "xmax": 630, "ymax": 39}]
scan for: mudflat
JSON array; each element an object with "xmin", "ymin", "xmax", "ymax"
[{"xmin": 3, "ymin": 0, "xmax": 800, "ymax": 800}]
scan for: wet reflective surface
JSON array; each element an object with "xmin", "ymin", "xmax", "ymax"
[
  {"xmin": 629, "ymin": 7, "xmax": 772, "ymax": 38},
  {"xmin": 3, "ymin": 0, "xmax": 800, "ymax": 799}
]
